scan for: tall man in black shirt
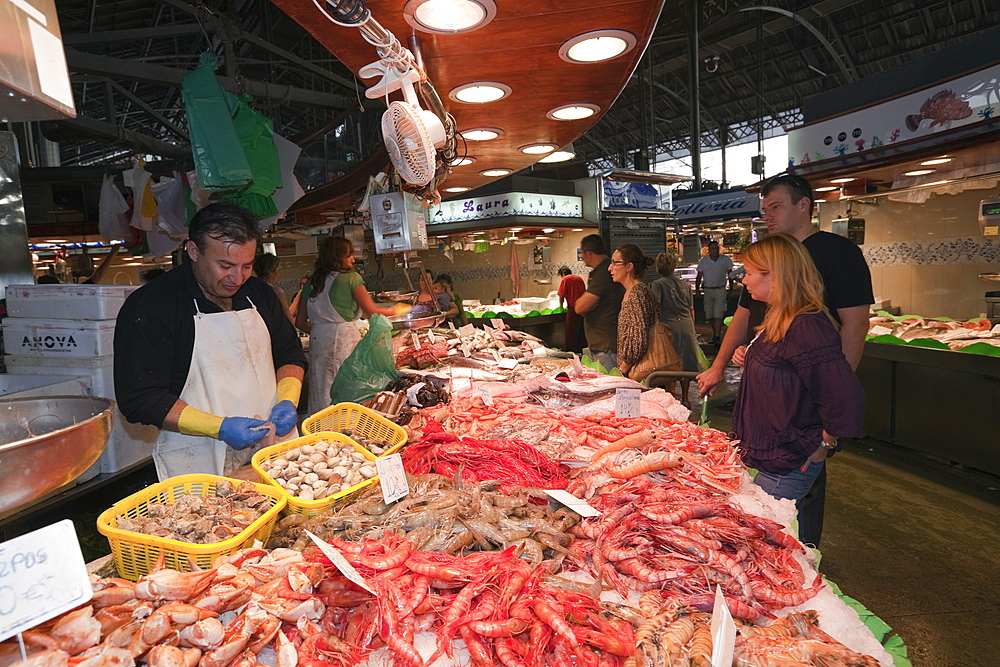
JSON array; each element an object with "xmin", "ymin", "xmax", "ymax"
[
  {"xmin": 698, "ymin": 174, "xmax": 873, "ymax": 547},
  {"xmin": 114, "ymin": 202, "xmax": 306, "ymax": 480}
]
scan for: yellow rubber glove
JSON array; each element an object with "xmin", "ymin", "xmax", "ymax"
[
  {"xmin": 177, "ymin": 405, "xmax": 224, "ymax": 438},
  {"xmin": 276, "ymin": 376, "xmax": 302, "ymax": 406}
]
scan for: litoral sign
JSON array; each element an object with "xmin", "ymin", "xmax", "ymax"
[{"xmin": 671, "ymin": 189, "xmax": 760, "ymax": 223}]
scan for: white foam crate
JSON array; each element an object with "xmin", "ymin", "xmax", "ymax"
[
  {"xmin": 4, "ymin": 354, "xmax": 157, "ymax": 474},
  {"xmin": 2, "ymin": 317, "xmax": 117, "ymax": 357},
  {"xmin": 5, "ymin": 284, "xmax": 138, "ymax": 320}
]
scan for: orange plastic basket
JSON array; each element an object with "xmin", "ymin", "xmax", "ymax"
[
  {"xmin": 96, "ymin": 474, "xmax": 285, "ymax": 581},
  {"xmin": 301, "ymin": 402, "xmax": 408, "ymax": 456},
  {"xmin": 251, "ymin": 432, "xmax": 379, "ymax": 517}
]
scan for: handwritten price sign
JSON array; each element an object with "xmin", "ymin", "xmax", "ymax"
[
  {"xmin": 615, "ymin": 388, "xmax": 641, "ymax": 418},
  {"xmin": 0, "ymin": 520, "xmax": 92, "ymax": 643}
]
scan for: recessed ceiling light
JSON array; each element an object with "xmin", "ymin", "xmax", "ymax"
[
  {"xmin": 919, "ymin": 179, "xmax": 952, "ymax": 187},
  {"xmin": 44, "ymin": 239, "xmax": 68, "ymax": 243},
  {"xmin": 538, "ymin": 147, "xmax": 576, "ymax": 163},
  {"xmin": 444, "ymin": 186, "xmax": 470, "ymax": 193},
  {"xmin": 814, "ymin": 186, "xmax": 838, "ymax": 192},
  {"xmin": 509, "ymin": 228, "xmax": 523, "ymax": 232},
  {"xmin": 830, "ymin": 177, "xmax": 855, "ymax": 183},
  {"xmin": 452, "ymin": 157, "xmax": 476, "ymax": 166},
  {"xmin": 535, "ymin": 236, "xmax": 549, "ymax": 240},
  {"xmin": 903, "ymin": 169, "xmax": 934, "ymax": 177},
  {"xmin": 449, "ymin": 82, "xmax": 511, "ymax": 104},
  {"xmin": 542, "ymin": 228, "xmax": 555, "ymax": 233},
  {"xmin": 403, "ymin": 0, "xmax": 496, "ymax": 34},
  {"xmin": 519, "ymin": 143, "xmax": 557, "ymax": 155},
  {"xmin": 814, "ymin": 198, "xmax": 827, "ymax": 203},
  {"xmin": 559, "ymin": 29, "xmax": 637, "ymax": 63},
  {"xmin": 571, "ymin": 228, "xmax": 584, "ymax": 232},
  {"xmin": 461, "ymin": 127, "xmax": 503, "ymax": 141},
  {"xmin": 920, "ymin": 157, "xmax": 953, "ymax": 166},
  {"xmin": 546, "ymin": 104, "xmax": 600, "ymax": 121},
  {"xmin": 481, "ymin": 168, "xmax": 512, "ymax": 177}
]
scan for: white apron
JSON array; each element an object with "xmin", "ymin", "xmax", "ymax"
[
  {"xmin": 307, "ymin": 272, "xmax": 362, "ymax": 415},
  {"xmin": 154, "ymin": 299, "xmax": 277, "ymax": 480}
]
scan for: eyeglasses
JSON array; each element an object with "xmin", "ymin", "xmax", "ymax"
[{"xmin": 609, "ymin": 260, "xmax": 629, "ymax": 265}]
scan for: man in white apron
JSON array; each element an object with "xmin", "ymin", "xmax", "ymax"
[{"xmin": 114, "ymin": 202, "xmax": 307, "ymax": 481}]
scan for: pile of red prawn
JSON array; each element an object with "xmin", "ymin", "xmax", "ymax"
[
  {"xmin": 566, "ymin": 478, "xmax": 820, "ymax": 622},
  {"xmin": 308, "ymin": 534, "xmax": 635, "ymax": 667},
  {"xmin": 402, "ymin": 420, "xmax": 568, "ymax": 492}
]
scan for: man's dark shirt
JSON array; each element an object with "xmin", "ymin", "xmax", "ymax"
[{"xmin": 583, "ymin": 257, "xmax": 625, "ymax": 353}]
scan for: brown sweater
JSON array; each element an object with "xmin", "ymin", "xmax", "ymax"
[{"xmin": 617, "ymin": 282, "xmax": 659, "ymax": 367}]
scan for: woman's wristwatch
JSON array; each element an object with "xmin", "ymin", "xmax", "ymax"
[{"xmin": 820, "ymin": 439, "xmax": 838, "ymax": 450}]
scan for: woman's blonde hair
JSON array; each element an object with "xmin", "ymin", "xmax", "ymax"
[
  {"xmin": 655, "ymin": 251, "xmax": 677, "ymax": 276},
  {"xmin": 743, "ymin": 233, "xmax": 833, "ymax": 342}
]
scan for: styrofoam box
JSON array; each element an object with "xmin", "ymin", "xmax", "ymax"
[
  {"xmin": 4, "ymin": 355, "xmax": 157, "ymax": 474},
  {"xmin": 5, "ymin": 284, "xmax": 138, "ymax": 320},
  {"xmin": 2, "ymin": 318, "xmax": 116, "ymax": 357}
]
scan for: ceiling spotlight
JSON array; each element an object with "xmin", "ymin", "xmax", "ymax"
[
  {"xmin": 920, "ymin": 157, "xmax": 953, "ymax": 166},
  {"xmin": 509, "ymin": 228, "xmax": 523, "ymax": 232},
  {"xmin": 451, "ymin": 157, "xmax": 476, "ymax": 166},
  {"xmin": 520, "ymin": 143, "xmax": 557, "ymax": 154},
  {"xmin": 559, "ymin": 30, "xmax": 637, "ymax": 63},
  {"xmin": 814, "ymin": 198, "xmax": 827, "ymax": 203},
  {"xmin": 481, "ymin": 168, "xmax": 512, "ymax": 177},
  {"xmin": 449, "ymin": 82, "xmax": 511, "ymax": 104},
  {"xmin": 546, "ymin": 104, "xmax": 600, "ymax": 121},
  {"xmin": 403, "ymin": 0, "xmax": 496, "ymax": 34},
  {"xmin": 542, "ymin": 228, "xmax": 555, "ymax": 233},
  {"xmin": 919, "ymin": 179, "xmax": 952, "ymax": 187},
  {"xmin": 444, "ymin": 186, "xmax": 471, "ymax": 193},
  {"xmin": 461, "ymin": 127, "xmax": 503, "ymax": 141},
  {"xmin": 903, "ymin": 169, "xmax": 934, "ymax": 177},
  {"xmin": 538, "ymin": 144, "xmax": 576, "ymax": 163},
  {"xmin": 571, "ymin": 228, "xmax": 584, "ymax": 232},
  {"xmin": 814, "ymin": 186, "xmax": 838, "ymax": 192},
  {"xmin": 830, "ymin": 177, "xmax": 855, "ymax": 184}
]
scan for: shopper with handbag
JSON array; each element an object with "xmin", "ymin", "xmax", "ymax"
[{"xmin": 610, "ymin": 244, "xmax": 679, "ymax": 380}]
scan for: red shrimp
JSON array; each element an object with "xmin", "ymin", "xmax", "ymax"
[
  {"xmin": 608, "ymin": 451, "xmax": 684, "ymax": 479},
  {"xmin": 637, "ymin": 502, "xmax": 717, "ymax": 525},
  {"xmin": 467, "ymin": 617, "xmax": 529, "ymax": 637},
  {"xmin": 494, "ymin": 637, "xmax": 530, "ymax": 667},
  {"xmin": 531, "ymin": 601, "xmax": 577, "ymax": 646},
  {"xmin": 591, "ymin": 429, "xmax": 655, "ymax": 459}
]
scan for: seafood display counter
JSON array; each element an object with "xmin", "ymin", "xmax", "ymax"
[{"xmin": 858, "ymin": 341, "xmax": 1000, "ymax": 476}]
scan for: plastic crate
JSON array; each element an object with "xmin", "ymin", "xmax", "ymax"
[
  {"xmin": 251, "ymin": 432, "xmax": 379, "ymax": 517},
  {"xmin": 301, "ymin": 402, "xmax": 408, "ymax": 456},
  {"xmin": 96, "ymin": 474, "xmax": 285, "ymax": 581}
]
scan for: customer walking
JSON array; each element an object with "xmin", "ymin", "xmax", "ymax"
[
  {"xmin": 695, "ymin": 241, "xmax": 734, "ymax": 345},
  {"xmin": 556, "ymin": 266, "xmax": 586, "ymax": 352},
  {"xmin": 650, "ymin": 252, "xmax": 700, "ymax": 372},
  {"xmin": 732, "ymin": 233, "xmax": 864, "ymax": 545}
]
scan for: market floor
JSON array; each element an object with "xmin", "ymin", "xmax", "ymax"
[{"xmin": 702, "ymin": 397, "xmax": 1000, "ymax": 667}]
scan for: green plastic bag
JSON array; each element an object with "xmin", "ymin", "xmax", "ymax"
[{"xmin": 329, "ymin": 314, "xmax": 398, "ymax": 405}]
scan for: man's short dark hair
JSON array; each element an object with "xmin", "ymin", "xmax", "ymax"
[
  {"xmin": 708, "ymin": 241, "xmax": 720, "ymax": 248},
  {"xmin": 762, "ymin": 174, "xmax": 814, "ymax": 211},
  {"xmin": 558, "ymin": 266, "xmax": 572, "ymax": 276},
  {"xmin": 580, "ymin": 234, "xmax": 607, "ymax": 255},
  {"xmin": 188, "ymin": 201, "xmax": 263, "ymax": 252}
]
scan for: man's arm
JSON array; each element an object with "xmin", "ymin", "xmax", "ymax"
[
  {"xmin": 574, "ymin": 291, "xmax": 600, "ymax": 316},
  {"xmin": 695, "ymin": 270, "xmax": 703, "ymax": 291},
  {"xmin": 836, "ymin": 305, "xmax": 869, "ymax": 370},
  {"xmin": 696, "ymin": 305, "xmax": 750, "ymax": 396}
]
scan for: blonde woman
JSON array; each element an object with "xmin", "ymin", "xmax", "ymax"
[{"xmin": 732, "ymin": 233, "xmax": 864, "ymax": 545}]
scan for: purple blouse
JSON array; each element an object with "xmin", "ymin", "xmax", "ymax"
[{"xmin": 732, "ymin": 312, "xmax": 865, "ymax": 475}]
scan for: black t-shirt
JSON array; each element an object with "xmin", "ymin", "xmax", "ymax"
[
  {"xmin": 113, "ymin": 262, "xmax": 307, "ymax": 428},
  {"xmin": 739, "ymin": 230, "xmax": 874, "ymax": 341},
  {"xmin": 583, "ymin": 257, "xmax": 625, "ymax": 353}
]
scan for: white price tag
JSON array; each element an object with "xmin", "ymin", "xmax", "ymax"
[
  {"xmin": 709, "ymin": 585, "xmax": 737, "ymax": 667},
  {"xmin": 410, "ymin": 331, "xmax": 420, "ymax": 348},
  {"xmin": 375, "ymin": 454, "xmax": 410, "ymax": 505},
  {"xmin": 489, "ymin": 349, "xmax": 502, "ymax": 363},
  {"xmin": 459, "ymin": 324, "xmax": 475, "ymax": 337},
  {"xmin": 542, "ymin": 489, "xmax": 601, "ymax": 517},
  {"xmin": 569, "ymin": 353, "xmax": 585, "ymax": 376},
  {"xmin": 491, "ymin": 318, "xmax": 504, "ymax": 330},
  {"xmin": 305, "ymin": 531, "xmax": 376, "ymax": 595},
  {"xmin": 0, "ymin": 520, "xmax": 93, "ymax": 643},
  {"xmin": 477, "ymin": 384, "xmax": 494, "ymax": 406},
  {"xmin": 615, "ymin": 387, "xmax": 641, "ymax": 418},
  {"xmin": 461, "ymin": 342, "xmax": 471, "ymax": 357},
  {"xmin": 428, "ymin": 330, "xmax": 437, "ymax": 343},
  {"xmin": 447, "ymin": 321, "xmax": 456, "ymax": 331},
  {"xmin": 497, "ymin": 357, "xmax": 519, "ymax": 370},
  {"xmin": 869, "ymin": 325, "xmax": 893, "ymax": 336}
]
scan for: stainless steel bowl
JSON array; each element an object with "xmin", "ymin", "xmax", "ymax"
[
  {"xmin": 377, "ymin": 290, "xmax": 419, "ymax": 303},
  {"xmin": 0, "ymin": 396, "xmax": 115, "ymax": 515},
  {"xmin": 387, "ymin": 312, "xmax": 448, "ymax": 330}
]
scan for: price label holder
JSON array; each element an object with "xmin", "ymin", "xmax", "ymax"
[
  {"xmin": 489, "ymin": 349, "xmax": 502, "ymax": 364},
  {"xmin": 447, "ymin": 321, "xmax": 456, "ymax": 331},
  {"xmin": 305, "ymin": 531, "xmax": 376, "ymax": 595},
  {"xmin": 477, "ymin": 384, "xmax": 494, "ymax": 406},
  {"xmin": 459, "ymin": 324, "xmax": 475, "ymax": 337},
  {"xmin": 869, "ymin": 325, "xmax": 893, "ymax": 336},
  {"xmin": 709, "ymin": 585, "xmax": 736, "ymax": 667},
  {"xmin": 497, "ymin": 357, "xmax": 519, "ymax": 370},
  {"xmin": 0, "ymin": 520, "xmax": 93, "ymax": 644},
  {"xmin": 375, "ymin": 453, "xmax": 410, "ymax": 505},
  {"xmin": 410, "ymin": 331, "xmax": 420, "ymax": 348},
  {"xmin": 460, "ymin": 341, "xmax": 472, "ymax": 357},
  {"xmin": 615, "ymin": 387, "xmax": 641, "ymax": 418},
  {"xmin": 542, "ymin": 490, "xmax": 601, "ymax": 518},
  {"xmin": 428, "ymin": 330, "xmax": 437, "ymax": 344},
  {"xmin": 491, "ymin": 318, "xmax": 504, "ymax": 330},
  {"xmin": 569, "ymin": 353, "xmax": 585, "ymax": 376}
]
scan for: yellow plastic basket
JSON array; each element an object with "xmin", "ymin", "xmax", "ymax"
[
  {"xmin": 251, "ymin": 432, "xmax": 379, "ymax": 517},
  {"xmin": 301, "ymin": 402, "xmax": 408, "ymax": 457},
  {"xmin": 96, "ymin": 474, "xmax": 285, "ymax": 581}
]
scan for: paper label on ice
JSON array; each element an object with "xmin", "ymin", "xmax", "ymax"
[
  {"xmin": 490, "ymin": 318, "xmax": 504, "ymax": 330},
  {"xmin": 410, "ymin": 331, "xmax": 420, "ymax": 348},
  {"xmin": 461, "ymin": 342, "xmax": 471, "ymax": 357},
  {"xmin": 375, "ymin": 454, "xmax": 409, "ymax": 505},
  {"xmin": 305, "ymin": 531, "xmax": 376, "ymax": 595},
  {"xmin": 428, "ymin": 330, "xmax": 437, "ymax": 343},
  {"xmin": 709, "ymin": 585, "xmax": 736, "ymax": 667},
  {"xmin": 542, "ymin": 490, "xmax": 601, "ymax": 517},
  {"xmin": 0, "ymin": 520, "xmax": 93, "ymax": 643},
  {"xmin": 459, "ymin": 324, "xmax": 475, "ymax": 337},
  {"xmin": 497, "ymin": 358, "xmax": 519, "ymax": 369},
  {"xmin": 477, "ymin": 384, "xmax": 494, "ymax": 406},
  {"xmin": 489, "ymin": 349, "xmax": 502, "ymax": 363},
  {"xmin": 615, "ymin": 388, "xmax": 641, "ymax": 418},
  {"xmin": 447, "ymin": 321, "xmax": 456, "ymax": 330},
  {"xmin": 869, "ymin": 325, "xmax": 893, "ymax": 336}
]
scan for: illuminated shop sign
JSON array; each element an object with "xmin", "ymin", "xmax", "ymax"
[
  {"xmin": 672, "ymin": 190, "xmax": 760, "ymax": 223},
  {"xmin": 429, "ymin": 192, "xmax": 582, "ymax": 224}
]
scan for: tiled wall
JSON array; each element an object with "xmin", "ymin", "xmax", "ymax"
[{"xmin": 818, "ymin": 184, "xmax": 1000, "ymax": 318}]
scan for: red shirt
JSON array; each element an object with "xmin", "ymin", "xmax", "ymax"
[{"xmin": 557, "ymin": 274, "xmax": 586, "ymax": 308}]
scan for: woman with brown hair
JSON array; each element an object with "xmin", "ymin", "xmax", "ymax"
[
  {"xmin": 296, "ymin": 236, "xmax": 403, "ymax": 414},
  {"xmin": 733, "ymin": 233, "xmax": 864, "ymax": 544},
  {"xmin": 650, "ymin": 251, "xmax": 699, "ymax": 372},
  {"xmin": 609, "ymin": 243, "xmax": 658, "ymax": 377}
]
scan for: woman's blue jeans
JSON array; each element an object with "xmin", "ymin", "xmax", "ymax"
[{"xmin": 753, "ymin": 460, "xmax": 825, "ymax": 502}]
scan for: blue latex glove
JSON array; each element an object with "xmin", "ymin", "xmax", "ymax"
[
  {"xmin": 218, "ymin": 416, "xmax": 268, "ymax": 450},
  {"xmin": 269, "ymin": 400, "xmax": 298, "ymax": 437}
]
